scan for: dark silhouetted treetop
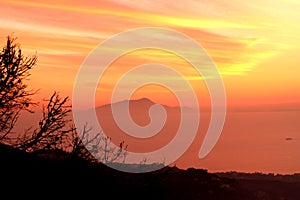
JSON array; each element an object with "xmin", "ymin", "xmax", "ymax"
[{"xmin": 0, "ymin": 36, "xmax": 37, "ymax": 142}]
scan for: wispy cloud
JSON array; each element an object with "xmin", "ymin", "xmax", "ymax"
[{"xmin": 0, "ymin": 0, "xmax": 299, "ymax": 103}]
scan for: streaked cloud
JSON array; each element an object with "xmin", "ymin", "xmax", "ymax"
[{"xmin": 0, "ymin": 0, "xmax": 299, "ymax": 104}]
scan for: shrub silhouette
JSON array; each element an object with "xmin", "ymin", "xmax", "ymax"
[
  {"xmin": 15, "ymin": 91, "xmax": 75, "ymax": 152},
  {"xmin": 0, "ymin": 36, "xmax": 127, "ymax": 163}
]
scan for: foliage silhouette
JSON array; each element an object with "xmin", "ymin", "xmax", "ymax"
[
  {"xmin": 0, "ymin": 36, "xmax": 126, "ymax": 164},
  {"xmin": 0, "ymin": 36, "xmax": 37, "ymax": 141}
]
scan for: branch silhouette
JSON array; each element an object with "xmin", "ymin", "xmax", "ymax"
[
  {"xmin": 0, "ymin": 35, "xmax": 128, "ymax": 165},
  {"xmin": 0, "ymin": 36, "xmax": 37, "ymax": 142}
]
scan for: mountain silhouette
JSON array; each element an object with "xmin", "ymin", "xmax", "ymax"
[{"xmin": 94, "ymin": 98, "xmax": 202, "ymax": 155}]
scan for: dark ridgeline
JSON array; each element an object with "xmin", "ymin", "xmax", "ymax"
[
  {"xmin": 1, "ymin": 36, "xmax": 300, "ymax": 199},
  {"xmin": 1, "ymin": 143, "xmax": 300, "ymax": 200}
]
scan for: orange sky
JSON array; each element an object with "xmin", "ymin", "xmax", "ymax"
[
  {"xmin": 1, "ymin": 0, "xmax": 300, "ymax": 107},
  {"xmin": 1, "ymin": 0, "xmax": 300, "ymax": 173}
]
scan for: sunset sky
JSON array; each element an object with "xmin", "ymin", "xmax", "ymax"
[
  {"xmin": 1, "ymin": 0, "xmax": 300, "ymax": 173},
  {"xmin": 1, "ymin": 0, "xmax": 300, "ymax": 106}
]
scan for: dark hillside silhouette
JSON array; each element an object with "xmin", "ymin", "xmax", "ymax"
[{"xmin": 1, "ymin": 143, "xmax": 300, "ymax": 199}]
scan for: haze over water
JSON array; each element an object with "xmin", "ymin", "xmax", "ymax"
[
  {"xmin": 15, "ymin": 99, "xmax": 300, "ymax": 174},
  {"xmin": 2, "ymin": 0, "xmax": 300, "ymax": 174}
]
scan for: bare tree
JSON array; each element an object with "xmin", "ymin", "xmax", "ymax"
[
  {"xmin": 0, "ymin": 36, "xmax": 127, "ymax": 165},
  {"xmin": 15, "ymin": 92, "xmax": 74, "ymax": 152},
  {"xmin": 69, "ymin": 123, "xmax": 128, "ymax": 164},
  {"xmin": 99, "ymin": 135, "xmax": 128, "ymax": 164},
  {"xmin": 14, "ymin": 92, "xmax": 127, "ymax": 164},
  {"xmin": 69, "ymin": 124, "xmax": 99, "ymax": 162},
  {"xmin": 0, "ymin": 36, "xmax": 37, "ymax": 142}
]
